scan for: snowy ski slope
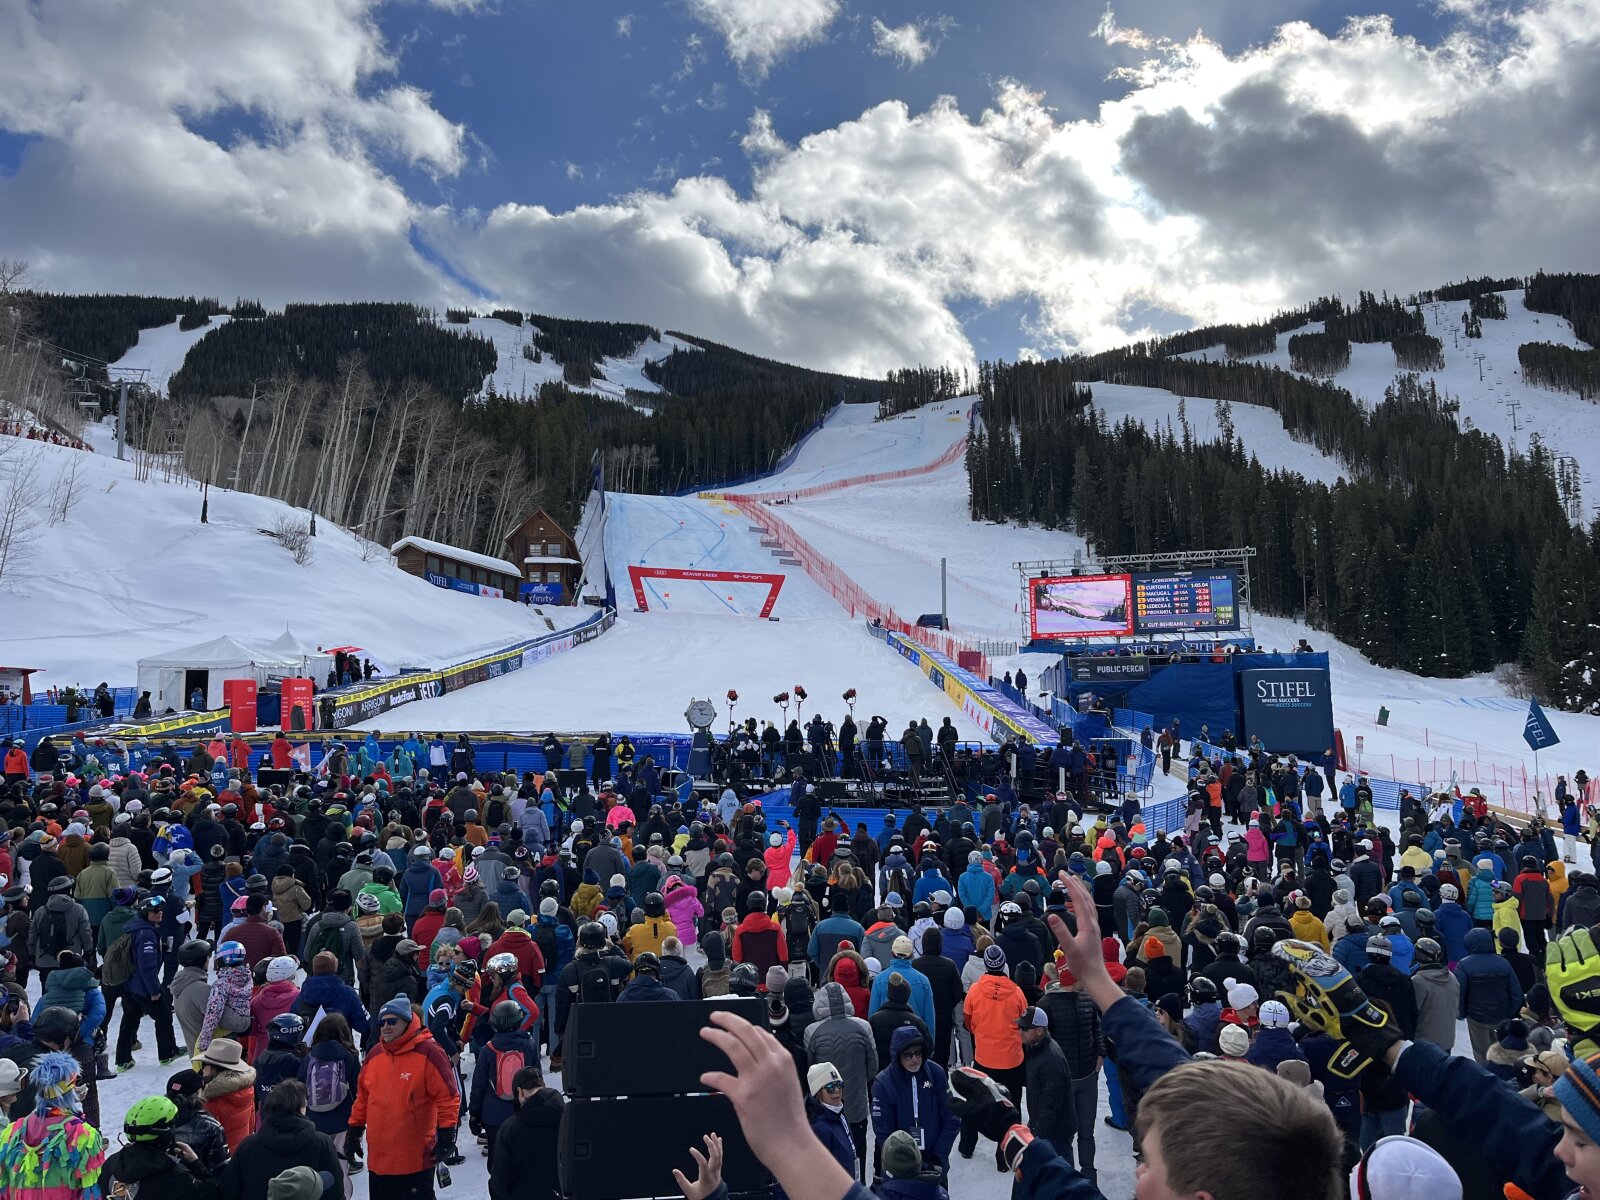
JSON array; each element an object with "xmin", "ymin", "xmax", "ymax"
[
  {"xmin": 0, "ymin": 428, "xmax": 592, "ymax": 687},
  {"xmin": 109, "ymin": 314, "xmax": 232, "ymax": 394},
  {"xmin": 1178, "ymin": 289, "xmax": 1600, "ymax": 513},
  {"xmin": 466, "ymin": 315, "xmax": 700, "ymax": 406}
]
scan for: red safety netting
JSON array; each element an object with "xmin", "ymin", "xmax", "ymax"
[{"xmin": 727, "ymin": 494, "xmax": 990, "ymax": 679}]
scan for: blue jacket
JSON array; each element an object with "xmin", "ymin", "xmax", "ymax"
[
  {"xmin": 127, "ymin": 918, "xmax": 164, "ymax": 999},
  {"xmin": 618, "ymin": 976, "xmax": 680, "ymax": 1003},
  {"xmin": 470, "ymin": 1029, "xmax": 537, "ymax": 1130},
  {"xmin": 1387, "ymin": 881, "xmax": 1427, "ymax": 912},
  {"xmin": 1244, "ymin": 1027, "xmax": 1306, "ymax": 1072},
  {"xmin": 1465, "ymin": 874, "xmax": 1496, "ymax": 920},
  {"xmin": 1563, "ymin": 802, "xmax": 1582, "ymax": 836},
  {"xmin": 1434, "ymin": 901, "xmax": 1473, "ymax": 964},
  {"xmin": 870, "ymin": 1026, "xmax": 960, "ymax": 1164},
  {"xmin": 1394, "ymin": 1038, "xmax": 1568, "ymax": 1200},
  {"xmin": 809, "ymin": 915, "xmax": 866, "ymax": 968},
  {"xmin": 1182, "ymin": 1001, "xmax": 1222, "ymax": 1054},
  {"xmin": 295, "ymin": 973, "xmax": 370, "ymax": 1034},
  {"xmin": 400, "ymin": 860, "xmax": 444, "ymax": 917},
  {"xmin": 938, "ymin": 923, "xmax": 976, "ymax": 973},
  {"xmin": 804, "ymin": 1096, "xmax": 856, "ymax": 1181},
  {"xmin": 1454, "ymin": 928, "xmax": 1523, "ymax": 1023},
  {"xmin": 1331, "ymin": 929, "xmax": 1371, "ymax": 974},
  {"xmin": 869, "ymin": 961, "xmax": 935, "ymax": 1033},
  {"xmin": 1383, "ymin": 932, "xmax": 1415, "ymax": 975},
  {"xmin": 957, "ymin": 862, "xmax": 995, "ymax": 920},
  {"xmin": 911, "ymin": 867, "xmax": 953, "ymax": 906}
]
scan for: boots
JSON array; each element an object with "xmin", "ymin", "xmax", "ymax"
[{"xmin": 95, "ymin": 1052, "xmax": 117, "ymax": 1081}]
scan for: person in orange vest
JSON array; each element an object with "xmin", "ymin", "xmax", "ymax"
[
  {"xmin": 2, "ymin": 739, "xmax": 28, "ymax": 783},
  {"xmin": 956, "ymin": 944, "xmax": 1027, "ymax": 1168}
]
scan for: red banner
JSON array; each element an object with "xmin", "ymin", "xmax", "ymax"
[
  {"xmin": 222, "ymin": 677, "xmax": 258, "ymax": 734},
  {"xmin": 627, "ymin": 565, "xmax": 787, "ymax": 618},
  {"xmin": 281, "ymin": 677, "xmax": 315, "ymax": 734}
]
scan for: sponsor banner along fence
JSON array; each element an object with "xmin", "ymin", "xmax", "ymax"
[
  {"xmin": 872, "ymin": 626, "xmax": 1054, "ymax": 746},
  {"xmin": 317, "ymin": 608, "xmax": 616, "ymax": 729}
]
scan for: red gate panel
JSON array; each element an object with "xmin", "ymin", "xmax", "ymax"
[{"xmin": 627, "ymin": 566, "xmax": 786, "ymax": 618}]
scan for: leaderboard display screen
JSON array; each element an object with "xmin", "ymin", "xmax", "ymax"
[
  {"xmin": 1029, "ymin": 574, "xmax": 1133, "ymax": 639},
  {"xmin": 1131, "ymin": 569, "xmax": 1240, "ymax": 633}
]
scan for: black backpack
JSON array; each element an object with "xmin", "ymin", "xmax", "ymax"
[
  {"xmin": 38, "ymin": 907, "xmax": 72, "ymax": 957},
  {"xmin": 575, "ymin": 957, "xmax": 613, "ymax": 1005}
]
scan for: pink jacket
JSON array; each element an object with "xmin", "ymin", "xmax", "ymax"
[
  {"xmin": 1245, "ymin": 827, "xmax": 1270, "ymax": 863},
  {"xmin": 663, "ymin": 877, "xmax": 704, "ymax": 936},
  {"xmin": 605, "ymin": 804, "xmax": 635, "ymax": 830},
  {"xmin": 247, "ymin": 979, "xmax": 301, "ymax": 1059},
  {"xmin": 763, "ymin": 828, "xmax": 797, "ymax": 890}
]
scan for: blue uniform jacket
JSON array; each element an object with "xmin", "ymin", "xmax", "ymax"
[
  {"xmin": 870, "ymin": 1026, "xmax": 960, "ymax": 1164},
  {"xmin": 868, "ymin": 961, "xmax": 935, "ymax": 1033}
]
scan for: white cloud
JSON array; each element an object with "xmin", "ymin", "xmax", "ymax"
[
  {"xmin": 5, "ymin": 0, "xmax": 1600, "ymax": 379},
  {"xmin": 564, "ymin": 161, "xmax": 584, "ymax": 181},
  {"xmin": 685, "ymin": 0, "xmax": 841, "ymax": 81},
  {"xmin": 1091, "ymin": 2, "xmax": 1156, "ymax": 50},
  {"xmin": 616, "ymin": 14, "xmax": 634, "ymax": 37},
  {"xmin": 871, "ymin": 16, "xmax": 955, "ymax": 67}
]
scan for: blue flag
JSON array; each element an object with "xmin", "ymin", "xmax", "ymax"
[{"xmin": 1524, "ymin": 699, "xmax": 1561, "ymax": 751}]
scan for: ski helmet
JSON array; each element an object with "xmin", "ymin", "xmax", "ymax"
[
  {"xmin": 215, "ymin": 941, "xmax": 247, "ymax": 967},
  {"xmin": 490, "ymin": 1001, "xmax": 525, "ymax": 1032},
  {"xmin": 177, "ymin": 939, "xmax": 213, "ymax": 968},
  {"xmin": 124, "ymin": 1096, "xmax": 180, "ymax": 1143},
  {"xmin": 578, "ymin": 921, "xmax": 607, "ymax": 951},
  {"xmin": 643, "ymin": 892, "xmax": 666, "ymax": 918},
  {"xmin": 1188, "ymin": 976, "xmax": 1219, "ymax": 1005},
  {"xmin": 268, "ymin": 1013, "xmax": 306, "ymax": 1043},
  {"xmin": 634, "ymin": 952, "xmax": 662, "ymax": 978},
  {"xmin": 488, "ymin": 952, "xmax": 520, "ymax": 976}
]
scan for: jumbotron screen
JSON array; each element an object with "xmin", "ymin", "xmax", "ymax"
[
  {"xmin": 1028, "ymin": 574, "xmax": 1133, "ymax": 639},
  {"xmin": 1131, "ymin": 569, "xmax": 1240, "ymax": 633}
]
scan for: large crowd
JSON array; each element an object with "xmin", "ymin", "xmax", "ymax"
[{"xmin": 0, "ymin": 726, "xmax": 1598, "ymax": 1200}]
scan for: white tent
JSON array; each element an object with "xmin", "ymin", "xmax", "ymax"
[
  {"xmin": 135, "ymin": 635, "xmax": 302, "ymax": 713},
  {"xmin": 258, "ymin": 630, "xmax": 335, "ymax": 685}
]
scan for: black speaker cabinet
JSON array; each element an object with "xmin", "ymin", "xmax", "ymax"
[
  {"xmin": 255, "ymin": 768, "xmax": 294, "ymax": 791},
  {"xmin": 558, "ymin": 768, "xmax": 589, "ymax": 790},
  {"xmin": 559, "ymin": 1093, "xmax": 767, "ymax": 1198},
  {"xmin": 562, "ymin": 997, "xmax": 765, "ymax": 1098}
]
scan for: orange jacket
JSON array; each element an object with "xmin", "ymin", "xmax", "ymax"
[
  {"xmin": 203, "ymin": 1068, "xmax": 258, "ymax": 1153},
  {"xmin": 962, "ymin": 973, "xmax": 1027, "ymax": 1069},
  {"xmin": 3, "ymin": 747, "xmax": 27, "ymax": 776},
  {"xmin": 349, "ymin": 1016, "xmax": 460, "ymax": 1175}
]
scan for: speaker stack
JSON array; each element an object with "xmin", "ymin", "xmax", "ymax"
[{"xmin": 559, "ymin": 997, "xmax": 770, "ymax": 1199}]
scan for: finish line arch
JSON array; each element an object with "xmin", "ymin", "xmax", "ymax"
[{"xmin": 627, "ymin": 566, "xmax": 786, "ymax": 617}]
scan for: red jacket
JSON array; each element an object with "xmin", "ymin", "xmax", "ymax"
[
  {"xmin": 484, "ymin": 929, "xmax": 546, "ymax": 989},
  {"xmin": 232, "ymin": 916, "xmax": 287, "ymax": 967},
  {"xmin": 732, "ymin": 911, "xmax": 787, "ymax": 981},
  {"xmin": 3, "ymin": 747, "xmax": 27, "ymax": 777},
  {"xmin": 230, "ymin": 740, "xmax": 251, "ymax": 772},
  {"xmin": 350, "ymin": 1016, "xmax": 460, "ymax": 1175},
  {"xmin": 270, "ymin": 739, "xmax": 293, "ymax": 769},
  {"xmin": 204, "ymin": 1066, "xmax": 258, "ymax": 1153}
]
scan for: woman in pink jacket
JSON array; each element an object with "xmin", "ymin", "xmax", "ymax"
[
  {"xmin": 1244, "ymin": 819, "xmax": 1272, "ymax": 874},
  {"xmin": 662, "ymin": 875, "xmax": 705, "ymax": 942},
  {"xmin": 763, "ymin": 823, "xmax": 797, "ymax": 890},
  {"xmin": 247, "ymin": 955, "xmax": 301, "ymax": 1062}
]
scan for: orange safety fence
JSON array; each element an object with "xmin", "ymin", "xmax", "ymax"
[{"xmin": 730, "ymin": 432, "xmax": 967, "ymax": 504}]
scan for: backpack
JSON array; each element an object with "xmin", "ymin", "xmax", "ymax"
[
  {"xmin": 305, "ymin": 1054, "xmax": 351, "ymax": 1113},
  {"xmin": 101, "ymin": 931, "xmax": 135, "ymax": 988},
  {"xmin": 575, "ymin": 958, "xmax": 613, "ymax": 1005},
  {"xmin": 490, "ymin": 1044, "xmax": 526, "ymax": 1102},
  {"xmin": 698, "ymin": 965, "xmax": 730, "ymax": 999},
  {"xmin": 38, "ymin": 907, "xmax": 72, "ymax": 957},
  {"xmin": 306, "ymin": 919, "xmax": 353, "ymax": 974},
  {"xmin": 782, "ymin": 904, "xmax": 812, "ymax": 949},
  {"xmin": 356, "ymin": 911, "xmax": 385, "ymax": 947}
]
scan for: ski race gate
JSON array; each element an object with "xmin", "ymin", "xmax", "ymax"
[{"xmin": 626, "ymin": 565, "xmax": 787, "ymax": 618}]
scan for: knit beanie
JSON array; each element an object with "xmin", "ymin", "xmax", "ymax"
[
  {"xmin": 312, "ymin": 951, "xmax": 339, "ymax": 975},
  {"xmin": 1218, "ymin": 1024, "xmax": 1250, "ymax": 1058},
  {"xmin": 1348, "ymin": 1136, "xmax": 1462, "ymax": 1200}
]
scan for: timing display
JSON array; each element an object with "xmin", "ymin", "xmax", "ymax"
[{"xmin": 1131, "ymin": 570, "xmax": 1240, "ymax": 633}]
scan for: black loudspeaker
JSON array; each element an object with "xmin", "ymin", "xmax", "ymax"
[
  {"xmin": 559, "ymin": 1094, "xmax": 767, "ymax": 1199},
  {"xmin": 558, "ymin": 768, "xmax": 588, "ymax": 790},
  {"xmin": 815, "ymin": 780, "xmax": 850, "ymax": 802},
  {"xmin": 255, "ymin": 768, "xmax": 294, "ymax": 790},
  {"xmin": 563, "ymin": 998, "xmax": 765, "ymax": 1098}
]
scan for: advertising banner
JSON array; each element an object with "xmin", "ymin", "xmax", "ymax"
[
  {"xmin": 281, "ymin": 678, "xmax": 315, "ymax": 734},
  {"xmin": 1239, "ymin": 667, "xmax": 1335, "ymax": 756},
  {"xmin": 222, "ymin": 678, "xmax": 258, "ymax": 734},
  {"xmin": 326, "ymin": 673, "xmax": 443, "ymax": 728},
  {"xmin": 1068, "ymin": 656, "xmax": 1151, "ymax": 684},
  {"xmin": 1028, "ymin": 574, "xmax": 1133, "ymax": 640}
]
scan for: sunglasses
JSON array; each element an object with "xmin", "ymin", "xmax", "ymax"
[
  {"xmin": 821, "ymin": 1082, "xmax": 843, "ymax": 1092},
  {"xmin": 900, "ymin": 1049, "xmax": 925, "ymax": 1059},
  {"xmin": 380, "ymin": 1016, "xmax": 406, "ymax": 1026}
]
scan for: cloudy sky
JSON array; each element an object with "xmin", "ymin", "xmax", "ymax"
[{"xmin": 1, "ymin": 0, "xmax": 1596, "ymax": 375}]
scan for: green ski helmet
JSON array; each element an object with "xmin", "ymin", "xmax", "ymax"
[{"xmin": 124, "ymin": 1096, "xmax": 180, "ymax": 1142}]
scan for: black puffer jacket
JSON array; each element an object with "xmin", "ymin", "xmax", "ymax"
[
  {"xmin": 105, "ymin": 1142, "xmax": 218, "ymax": 1200},
  {"xmin": 218, "ymin": 1111, "xmax": 342, "ymax": 1200}
]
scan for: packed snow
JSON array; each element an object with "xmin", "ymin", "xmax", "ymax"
[
  {"xmin": 468, "ymin": 314, "xmax": 700, "ymax": 408},
  {"xmin": 1178, "ymin": 290, "xmax": 1599, "ymax": 514},
  {"xmin": 108, "ymin": 315, "xmax": 233, "ymax": 394},
  {"xmin": 0, "ymin": 430, "xmax": 594, "ymax": 687}
]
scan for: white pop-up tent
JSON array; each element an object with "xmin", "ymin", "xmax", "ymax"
[
  {"xmin": 135, "ymin": 634, "xmax": 305, "ymax": 713},
  {"xmin": 258, "ymin": 630, "xmax": 335, "ymax": 685}
]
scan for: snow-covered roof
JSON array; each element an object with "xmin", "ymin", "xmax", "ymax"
[
  {"xmin": 390, "ymin": 536, "xmax": 521, "ymax": 578},
  {"xmin": 523, "ymin": 555, "xmax": 580, "ymax": 565}
]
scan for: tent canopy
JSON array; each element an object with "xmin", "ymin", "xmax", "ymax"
[{"xmin": 136, "ymin": 633, "xmax": 322, "ymax": 714}]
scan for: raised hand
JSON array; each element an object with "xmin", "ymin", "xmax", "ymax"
[{"xmin": 672, "ymin": 1133, "xmax": 724, "ymax": 1200}]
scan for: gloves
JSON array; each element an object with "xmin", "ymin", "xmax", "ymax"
[
  {"xmin": 999, "ymin": 1127, "xmax": 1036, "ymax": 1174},
  {"xmin": 1272, "ymin": 939, "xmax": 1399, "ymax": 1074},
  {"xmin": 436, "ymin": 1125, "xmax": 465, "ymax": 1167},
  {"xmin": 344, "ymin": 1127, "xmax": 364, "ymax": 1161},
  {"xmin": 947, "ymin": 1067, "xmax": 1020, "ymax": 1143},
  {"xmin": 1547, "ymin": 928, "xmax": 1600, "ymax": 1056}
]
